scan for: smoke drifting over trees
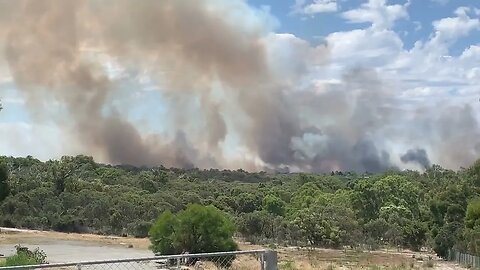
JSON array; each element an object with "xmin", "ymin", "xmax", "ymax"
[
  {"xmin": 0, "ymin": 0, "xmax": 479, "ymax": 172},
  {"xmin": 401, "ymin": 148, "xmax": 431, "ymax": 169}
]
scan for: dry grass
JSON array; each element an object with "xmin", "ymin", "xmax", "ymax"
[
  {"xmin": 177, "ymin": 255, "xmax": 260, "ymax": 270},
  {"xmin": 229, "ymin": 254, "xmax": 262, "ymax": 270},
  {"xmin": 0, "ymin": 229, "xmax": 464, "ymax": 270},
  {"xmin": 270, "ymin": 246, "xmax": 461, "ymax": 270},
  {"xmin": 0, "ymin": 228, "xmax": 150, "ymax": 249}
]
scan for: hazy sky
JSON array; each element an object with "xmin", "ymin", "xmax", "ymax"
[{"xmin": 0, "ymin": 0, "xmax": 479, "ymax": 172}]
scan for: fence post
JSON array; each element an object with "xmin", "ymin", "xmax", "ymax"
[
  {"xmin": 264, "ymin": 250, "xmax": 278, "ymax": 270},
  {"xmin": 260, "ymin": 253, "xmax": 265, "ymax": 270}
]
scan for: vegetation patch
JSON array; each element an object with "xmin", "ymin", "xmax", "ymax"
[
  {"xmin": 0, "ymin": 245, "xmax": 47, "ymax": 267},
  {"xmin": 0, "ymin": 155, "xmax": 479, "ymax": 261}
]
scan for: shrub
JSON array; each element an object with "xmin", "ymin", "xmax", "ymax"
[
  {"xmin": 0, "ymin": 246, "xmax": 47, "ymax": 266},
  {"xmin": 149, "ymin": 204, "xmax": 238, "ymax": 265}
]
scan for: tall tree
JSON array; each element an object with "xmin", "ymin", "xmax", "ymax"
[
  {"xmin": 0, "ymin": 163, "xmax": 9, "ymax": 202},
  {"xmin": 149, "ymin": 204, "xmax": 237, "ymax": 255}
]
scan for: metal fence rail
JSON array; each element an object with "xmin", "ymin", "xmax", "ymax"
[
  {"xmin": 0, "ymin": 249, "xmax": 278, "ymax": 270},
  {"xmin": 449, "ymin": 249, "xmax": 480, "ymax": 269}
]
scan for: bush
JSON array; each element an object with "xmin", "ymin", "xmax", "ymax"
[
  {"xmin": 0, "ymin": 246, "xmax": 47, "ymax": 266},
  {"xmin": 149, "ymin": 204, "xmax": 238, "ymax": 265}
]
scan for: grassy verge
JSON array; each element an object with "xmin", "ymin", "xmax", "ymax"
[
  {"xmin": 0, "ymin": 245, "xmax": 47, "ymax": 267},
  {"xmin": 0, "ymin": 253, "xmax": 40, "ymax": 267}
]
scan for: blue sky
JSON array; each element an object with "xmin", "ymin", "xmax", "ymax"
[
  {"xmin": 248, "ymin": 0, "xmax": 480, "ymax": 54},
  {"xmin": 0, "ymin": 0, "xmax": 479, "ymax": 170}
]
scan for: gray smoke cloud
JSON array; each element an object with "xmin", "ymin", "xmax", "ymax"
[
  {"xmin": 401, "ymin": 148, "xmax": 431, "ymax": 169},
  {"xmin": 3, "ymin": 0, "xmax": 200, "ymax": 168},
  {"xmin": 0, "ymin": 0, "xmax": 479, "ymax": 172}
]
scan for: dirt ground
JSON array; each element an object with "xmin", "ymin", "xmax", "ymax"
[
  {"xmin": 0, "ymin": 227, "xmax": 150, "ymax": 249},
  {"xmin": 271, "ymin": 246, "xmax": 465, "ymax": 269},
  {"xmin": 0, "ymin": 228, "xmax": 466, "ymax": 269}
]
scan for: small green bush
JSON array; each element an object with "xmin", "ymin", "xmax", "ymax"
[
  {"xmin": 149, "ymin": 204, "xmax": 237, "ymax": 266},
  {"xmin": 0, "ymin": 246, "xmax": 47, "ymax": 266},
  {"xmin": 2, "ymin": 253, "xmax": 38, "ymax": 266}
]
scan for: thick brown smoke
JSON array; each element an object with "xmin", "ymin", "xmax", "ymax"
[
  {"xmin": 1, "ymin": 0, "xmax": 479, "ymax": 172},
  {"xmin": 4, "ymin": 0, "xmax": 202, "ymax": 168}
]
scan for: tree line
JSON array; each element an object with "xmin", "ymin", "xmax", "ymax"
[{"xmin": 0, "ymin": 155, "xmax": 479, "ymax": 258}]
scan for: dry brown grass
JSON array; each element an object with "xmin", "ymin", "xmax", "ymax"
[
  {"xmin": 0, "ymin": 228, "xmax": 150, "ymax": 249},
  {"xmin": 271, "ymin": 246, "xmax": 463, "ymax": 270},
  {"xmin": 179, "ymin": 255, "xmax": 260, "ymax": 270},
  {"xmin": 229, "ymin": 254, "xmax": 262, "ymax": 270},
  {"xmin": 0, "ymin": 229, "xmax": 464, "ymax": 270}
]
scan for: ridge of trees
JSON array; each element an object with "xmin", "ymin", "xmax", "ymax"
[{"xmin": 0, "ymin": 155, "xmax": 479, "ymax": 258}]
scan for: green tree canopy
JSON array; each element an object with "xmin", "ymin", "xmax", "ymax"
[
  {"xmin": 293, "ymin": 203, "xmax": 360, "ymax": 248},
  {"xmin": 466, "ymin": 198, "xmax": 480, "ymax": 229},
  {"xmin": 263, "ymin": 194, "xmax": 286, "ymax": 216},
  {"xmin": 1, "ymin": 155, "xmax": 480, "ymax": 259},
  {"xmin": 149, "ymin": 204, "xmax": 237, "ymax": 255},
  {"xmin": 234, "ymin": 192, "xmax": 261, "ymax": 213},
  {"xmin": 352, "ymin": 175, "xmax": 420, "ymax": 222},
  {"xmin": 464, "ymin": 198, "xmax": 480, "ymax": 255},
  {"xmin": 0, "ymin": 163, "xmax": 9, "ymax": 202}
]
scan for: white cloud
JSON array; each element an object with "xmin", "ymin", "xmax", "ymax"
[
  {"xmin": 317, "ymin": 5, "xmax": 480, "ymax": 110},
  {"xmin": 454, "ymin": 6, "xmax": 471, "ymax": 17},
  {"xmin": 461, "ymin": 45, "xmax": 480, "ymax": 61},
  {"xmin": 342, "ymin": 0, "xmax": 409, "ymax": 30},
  {"xmin": 293, "ymin": 0, "xmax": 338, "ymax": 15},
  {"xmin": 304, "ymin": 0, "xmax": 337, "ymax": 14},
  {"xmin": 403, "ymin": 87, "xmax": 434, "ymax": 97},
  {"xmin": 326, "ymin": 28, "xmax": 403, "ymax": 67},
  {"xmin": 431, "ymin": 8, "xmax": 480, "ymax": 43},
  {"xmin": 431, "ymin": 0, "xmax": 449, "ymax": 5},
  {"xmin": 466, "ymin": 67, "xmax": 480, "ymax": 81}
]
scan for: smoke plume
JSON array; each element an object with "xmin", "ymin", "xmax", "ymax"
[
  {"xmin": 401, "ymin": 148, "xmax": 431, "ymax": 169},
  {"xmin": 0, "ymin": 0, "xmax": 479, "ymax": 172}
]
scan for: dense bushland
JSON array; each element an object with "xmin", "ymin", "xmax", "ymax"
[{"xmin": 0, "ymin": 155, "xmax": 479, "ymax": 258}]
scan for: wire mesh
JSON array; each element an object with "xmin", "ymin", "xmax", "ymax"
[
  {"xmin": 77, "ymin": 253, "xmax": 260, "ymax": 270},
  {"xmin": 0, "ymin": 250, "xmax": 270, "ymax": 270},
  {"xmin": 449, "ymin": 249, "xmax": 480, "ymax": 269}
]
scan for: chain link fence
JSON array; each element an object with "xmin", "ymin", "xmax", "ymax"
[
  {"xmin": 448, "ymin": 249, "xmax": 480, "ymax": 268},
  {"xmin": 0, "ymin": 250, "xmax": 277, "ymax": 270}
]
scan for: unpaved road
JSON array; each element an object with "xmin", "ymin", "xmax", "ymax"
[
  {"xmin": 0, "ymin": 239, "xmax": 153, "ymax": 263},
  {"xmin": 0, "ymin": 227, "xmax": 153, "ymax": 263}
]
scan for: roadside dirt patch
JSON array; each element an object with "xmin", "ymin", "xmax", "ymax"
[
  {"xmin": 0, "ymin": 227, "xmax": 150, "ymax": 249},
  {"xmin": 0, "ymin": 229, "xmax": 466, "ymax": 269}
]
